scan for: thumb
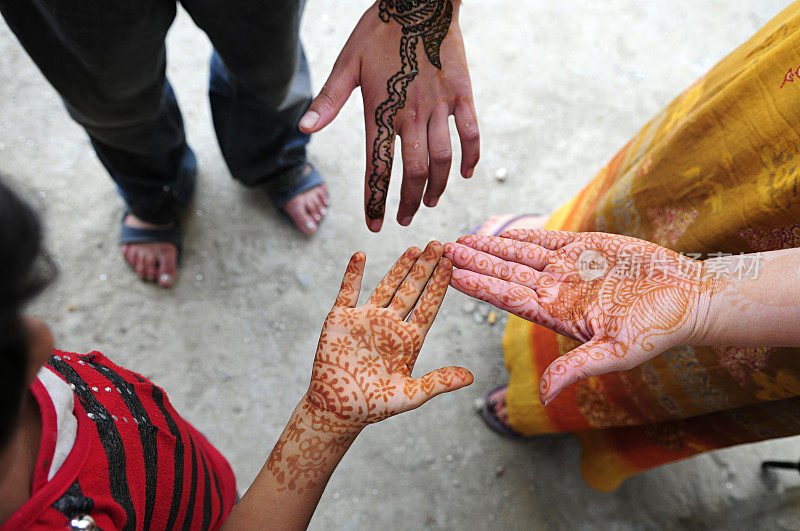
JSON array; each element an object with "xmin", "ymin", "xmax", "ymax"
[
  {"xmin": 299, "ymin": 54, "xmax": 359, "ymax": 133},
  {"xmin": 401, "ymin": 366, "xmax": 474, "ymax": 410},
  {"xmin": 538, "ymin": 339, "xmax": 625, "ymax": 406}
]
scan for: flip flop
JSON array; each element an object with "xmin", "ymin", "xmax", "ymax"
[
  {"xmin": 264, "ymin": 163, "xmax": 325, "ymax": 231},
  {"xmin": 469, "ymin": 214, "xmax": 545, "ymax": 237},
  {"xmin": 479, "ymin": 385, "xmax": 527, "ymax": 438},
  {"xmin": 119, "ymin": 211, "xmax": 183, "ymax": 264}
]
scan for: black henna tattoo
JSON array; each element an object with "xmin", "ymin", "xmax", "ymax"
[{"xmin": 367, "ymin": 0, "xmax": 453, "ymax": 221}]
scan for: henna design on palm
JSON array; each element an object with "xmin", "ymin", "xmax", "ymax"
[
  {"xmin": 267, "ymin": 242, "xmax": 473, "ymax": 494},
  {"xmin": 444, "ymin": 230, "xmax": 727, "ymax": 405},
  {"xmin": 367, "ymin": 0, "xmax": 453, "ymax": 221}
]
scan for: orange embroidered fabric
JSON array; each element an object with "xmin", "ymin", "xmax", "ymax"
[{"xmin": 502, "ymin": 2, "xmax": 800, "ymax": 491}]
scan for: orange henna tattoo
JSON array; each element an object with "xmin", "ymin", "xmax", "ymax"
[
  {"xmin": 445, "ymin": 231, "xmax": 727, "ymax": 404},
  {"xmin": 267, "ymin": 245, "xmax": 473, "ymax": 494}
]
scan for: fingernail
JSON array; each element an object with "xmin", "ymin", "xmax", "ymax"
[
  {"xmin": 399, "ymin": 216, "xmax": 413, "ymax": 226},
  {"xmin": 314, "ymin": 214, "xmax": 321, "ymax": 221},
  {"xmin": 367, "ymin": 219, "xmax": 382, "ymax": 232},
  {"xmin": 159, "ymin": 273, "xmax": 172, "ymax": 285},
  {"xmin": 465, "ymin": 168, "xmax": 474, "ymax": 178},
  {"xmin": 428, "ymin": 197, "xmax": 439, "ymax": 207},
  {"xmin": 320, "ymin": 207, "xmax": 328, "ymax": 216},
  {"xmin": 299, "ymin": 110, "xmax": 320, "ymax": 130}
]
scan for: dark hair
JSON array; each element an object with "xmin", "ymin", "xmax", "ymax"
[{"xmin": 0, "ymin": 178, "xmax": 56, "ymax": 447}]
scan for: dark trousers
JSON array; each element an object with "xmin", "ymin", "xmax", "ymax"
[{"xmin": 0, "ymin": 0, "xmax": 311, "ymax": 223}]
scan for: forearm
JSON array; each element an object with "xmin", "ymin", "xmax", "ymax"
[
  {"xmin": 221, "ymin": 397, "xmax": 360, "ymax": 530},
  {"xmin": 695, "ymin": 248, "xmax": 800, "ymax": 347}
]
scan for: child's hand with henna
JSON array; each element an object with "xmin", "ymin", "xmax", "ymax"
[
  {"xmin": 225, "ymin": 242, "xmax": 473, "ymax": 530},
  {"xmin": 444, "ymin": 230, "xmax": 721, "ymax": 405},
  {"xmin": 302, "ymin": 241, "xmax": 474, "ymax": 432}
]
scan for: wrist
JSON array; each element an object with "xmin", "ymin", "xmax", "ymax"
[
  {"xmin": 296, "ymin": 393, "xmax": 364, "ymax": 441},
  {"xmin": 684, "ymin": 261, "xmax": 734, "ymax": 346}
]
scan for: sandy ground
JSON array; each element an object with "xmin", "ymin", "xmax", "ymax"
[{"xmin": 2, "ymin": 1, "xmax": 800, "ymax": 529}]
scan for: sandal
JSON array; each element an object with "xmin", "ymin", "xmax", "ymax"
[
  {"xmin": 264, "ymin": 163, "xmax": 325, "ymax": 229},
  {"xmin": 479, "ymin": 385, "xmax": 526, "ymax": 438},
  {"xmin": 119, "ymin": 211, "xmax": 183, "ymax": 264}
]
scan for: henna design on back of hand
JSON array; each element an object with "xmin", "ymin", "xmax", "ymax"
[{"xmin": 367, "ymin": 0, "xmax": 453, "ymax": 221}]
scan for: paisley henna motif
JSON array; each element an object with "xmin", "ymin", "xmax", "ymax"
[
  {"xmin": 445, "ymin": 230, "xmax": 728, "ymax": 404},
  {"xmin": 367, "ymin": 0, "xmax": 454, "ymax": 221},
  {"xmin": 267, "ymin": 243, "xmax": 473, "ymax": 494}
]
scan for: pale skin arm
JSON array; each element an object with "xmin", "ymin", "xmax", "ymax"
[
  {"xmin": 299, "ymin": 0, "xmax": 479, "ymax": 232},
  {"xmin": 443, "ymin": 230, "xmax": 800, "ymax": 405},
  {"xmin": 695, "ymin": 247, "xmax": 800, "ymax": 347},
  {"xmin": 222, "ymin": 242, "xmax": 473, "ymax": 530}
]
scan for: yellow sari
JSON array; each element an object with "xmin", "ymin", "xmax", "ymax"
[{"xmin": 503, "ymin": 2, "xmax": 800, "ymax": 491}]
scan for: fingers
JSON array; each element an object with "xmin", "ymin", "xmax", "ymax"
[
  {"xmin": 445, "ymin": 242, "xmax": 541, "ymax": 287},
  {"xmin": 449, "ymin": 269, "xmax": 543, "ymax": 322},
  {"xmin": 423, "ymin": 109, "xmax": 452, "ymax": 207},
  {"xmin": 396, "ymin": 127, "xmax": 430, "ymax": 226},
  {"xmin": 453, "ymin": 102, "xmax": 479, "ymax": 178},
  {"xmin": 363, "ymin": 104, "xmax": 395, "ymax": 233},
  {"xmin": 400, "ymin": 366, "xmax": 474, "ymax": 410},
  {"xmin": 334, "ymin": 252, "xmax": 366, "ymax": 307},
  {"xmin": 454, "ymin": 235, "xmax": 552, "ymax": 270},
  {"xmin": 538, "ymin": 339, "xmax": 624, "ymax": 406},
  {"xmin": 299, "ymin": 52, "xmax": 358, "ymax": 133},
  {"xmin": 408, "ymin": 257, "xmax": 452, "ymax": 336},
  {"xmin": 389, "ymin": 241, "xmax": 444, "ymax": 317},
  {"xmin": 367, "ymin": 247, "xmax": 422, "ymax": 307},
  {"xmin": 498, "ymin": 228, "xmax": 578, "ymax": 250}
]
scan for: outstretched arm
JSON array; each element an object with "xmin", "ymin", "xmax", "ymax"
[
  {"xmin": 222, "ymin": 242, "xmax": 473, "ymax": 530},
  {"xmin": 300, "ymin": 1, "xmax": 479, "ymax": 232},
  {"xmin": 696, "ymin": 247, "xmax": 800, "ymax": 347},
  {"xmin": 444, "ymin": 230, "xmax": 800, "ymax": 405}
]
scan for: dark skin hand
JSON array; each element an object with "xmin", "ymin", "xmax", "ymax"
[{"xmin": 299, "ymin": 0, "xmax": 479, "ymax": 232}]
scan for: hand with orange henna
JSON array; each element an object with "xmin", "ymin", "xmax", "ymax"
[
  {"xmin": 223, "ymin": 242, "xmax": 473, "ymax": 530},
  {"xmin": 444, "ymin": 229, "xmax": 726, "ymax": 406}
]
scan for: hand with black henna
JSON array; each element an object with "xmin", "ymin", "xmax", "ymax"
[
  {"xmin": 444, "ymin": 230, "xmax": 728, "ymax": 406},
  {"xmin": 222, "ymin": 242, "xmax": 473, "ymax": 530},
  {"xmin": 299, "ymin": 1, "xmax": 479, "ymax": 232}
]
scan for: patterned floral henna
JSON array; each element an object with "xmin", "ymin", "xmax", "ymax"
[
  {"xmin": 445, "ymin": 231, "xmax": 727, "ymax": 405},
  {"xmin": 267, "ymin": 244, "xmax": 473, "ymax": 494}
]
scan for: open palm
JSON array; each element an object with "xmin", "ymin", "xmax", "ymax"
[
  {"xmin": 307, "ymin": 241, "xmax": 473, "ymax": 431},
  {"xmin": 445, "ymin": 229, "xmax": 721, "ymax": 404}
]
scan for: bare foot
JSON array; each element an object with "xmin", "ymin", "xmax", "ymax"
[
  {"xmin": 283, "ymin": 165, "xmax": 329, "ymax": 235},
  {"xmin": 473, "ymin": 214, "xmax": 548, "ymax": 236},
  {"xmin": 120, "ymin": 213, "xmax": 178, "ymax": 288},
  {"xmin": 487, "ymin": 386, "xmax": 511, "ymax": 427}
]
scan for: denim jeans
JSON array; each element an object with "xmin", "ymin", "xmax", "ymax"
[{"xmin": 0, "ymin": 0, "xmax": 311, "ymax": 224}]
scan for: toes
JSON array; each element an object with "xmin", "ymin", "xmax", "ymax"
[
  {"xmin": 315, "ymin": 186, "xmax": 329, "ymax": 218},
  {"xmin": 122, "ymin": 245, "xmax": 136, "ymax": 268},
  {"xmin": 284, "ymin": 184, "xmax": 330, "ymax": 234},
  {"xmin": 157, "ymin": 246, "xmax": 178, "ymax": 288},
  {"xmin": 308, "ymin": 201, "xmax": 322, "ymax": 223},
  {"xmin": 134, "ymin": 252, "xmax": 147, "ymax": 279},
  {"xmin": 285, "ymin": 201, "xmax": 317, "ymax": 234},
  {"xmin": 144, "ymin": 254, "xmax": 157, "ymax": 281},
  {"xmin": 311, "ymin": 187, "xmax": 328, "ymax": 222},
  {"xmin": 121, "ymin": 242, "xmax": 179, "ymax": 286}
]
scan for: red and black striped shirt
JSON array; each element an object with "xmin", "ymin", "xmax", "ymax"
[{"xmin": 3, "ymin": 350, "xmax": 237, "ymax": 530}]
